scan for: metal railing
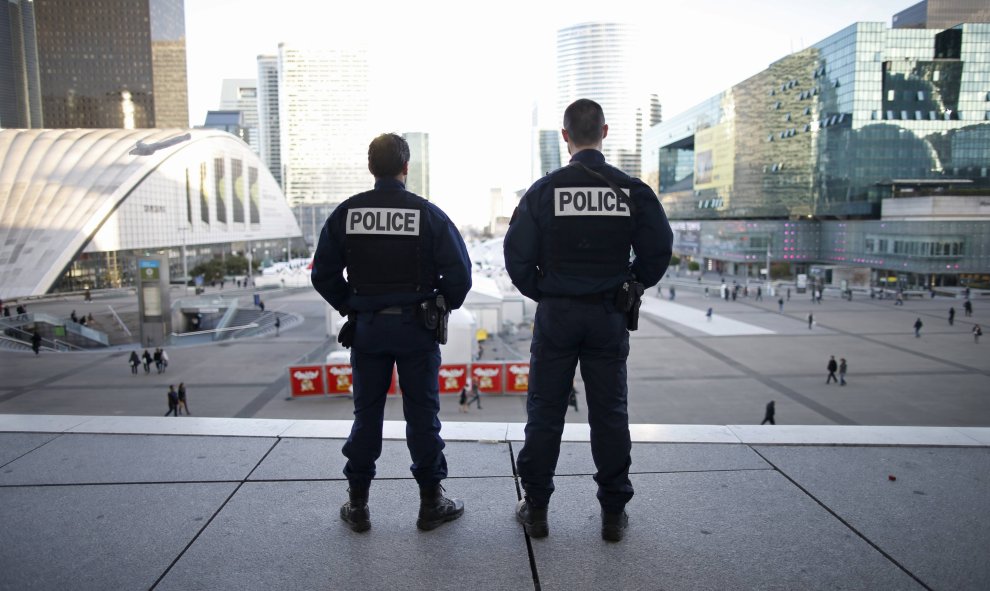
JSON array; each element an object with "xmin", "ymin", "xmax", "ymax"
[{"xmin": 107, "ymin": 305, "xmax": 132, "ymax": 337}]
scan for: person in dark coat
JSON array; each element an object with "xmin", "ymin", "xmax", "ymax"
[
  {"xmin": 948, "ymin": 307, "xmax": 955, "ymax": 326},
  {"xmin": 153, "ymin": 348, "xmax": 163, "ymax": 373},
  {"xmin": 165, "ymin": 385, "xmax": 179, "ymax": 416},
  {"xmin": 177, "ymin": 383, "xmax": 190, "ymax": 415},
  {"xmin": 839, "ymin": 358, "xmax": 848, "ymax": 386},
  {"xmin": 129, "ymin": 351, "xmax": 141, "ymax": 374},
  {"xmin": 142, "ymin": 349, "xmax": 152, "ymax": 374},
  {"xmin": 31, "ymin": 331, "xmax": 42, "ymax": 355},
  {"xmin": 761, "ymin": 401, "xmax": 776, "ymax": 425},
  {"xmin": 914, "ymin": 317, "xmax": 923, "ymax": 338},
  {"xmin": 826, "ymin": 355, "xmax": 838, "ymax": 384}
]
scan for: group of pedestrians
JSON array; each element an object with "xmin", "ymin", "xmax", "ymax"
[
  {"xmin": 164, "ymin": 383, "xmax": 190, "ymax": 416},
  {"xmin": 128, "ymin": 348, "xmax": 169, "ymax": 374},
  {"xmin": 826, "ymin": 355, "xmax": 848, "ymax": 386}
]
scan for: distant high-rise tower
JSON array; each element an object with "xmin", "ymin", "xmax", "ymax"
[
  {"xmin": 403, "ymin": 131, "xmax": 429, "ymax": 198},
  {"xmin": 4, "ymin": 0, "xmax": 189, "ymax": 129},
  {"xmin": 892, "ymin": 0, "xmax": 990, "ymax": 29},
  {"xmin": 0, "ymin": 0, "xmax": 43, "ymax": 128},
  {"xmin": 556, "ymin": 22, "xmax": 661, "ymax": 177},
  {"xmin": 256, "ymin": 55, "xmax": 281, "ymax": 187},
  {"xmin": 277, "ymin": 43, "xmax": 370, "ymax": 206},
  {"xmin": 538, "ymin": 129, "xmax": 562, "ymax": 176},
  {"xmin": 219, "ymin": 78, "xmax": 259, "ymax": 153}
]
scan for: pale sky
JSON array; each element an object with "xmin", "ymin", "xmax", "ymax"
[{"xmin": 185, "ymin": 0, "xmax": 913, "ymax": 227}]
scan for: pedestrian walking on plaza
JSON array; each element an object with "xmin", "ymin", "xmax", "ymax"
[
  {"xmin": 973, "ymin": 324, "xmax": 982, "ymax": 344},
  {"xmin": 826, "ymin": 355, "xmax": 838, "ymax": 384},
  {"xmin": 466, "ymin": 380, "xmax": 482, "ymax": 410},
  {"xmin": 786, "ymin": 287, "xmax": 791, "ymax": 301},
  {"xmin": 756, "ymin": 286, "xmax": 762, "ymax": 301},
  {"xmin": 964, "ymin": 299, "xmax": 973, "ymax": 317},
  {"xmin": 778, "ymin": 297, "xmax": 784, "ymax": 313},
  {"xmin": 129, "ymin": 350, "xmax": 140, "ymax": 374},
  {"xmin": 504, "ymin": 98, "xmax": 673, "ymax": 543},
  {"xmin": 704, "ymin": 286, "xmax": 710, "ymax": 298},
  {"xmin": 160, "ymin": 348, "xmax": 168, "ymax": 371},
  {"xmin": 761, "ymin": 400, "xmax": 775, "ymax": 425},
  {"xmin": 153, "ymin": 348, "xmax": 163, "ymax": 373},
  {"xmin": 312, "ymin": 132, "xmax": 472, "ymax": 534},
  {"xmin": 808, "ymin": 313, "xmax": 814, "ymax": 330},
  {"xmin": 275, "ymin": 316, "xmax": 281, "ymax": 336},
  {"xmin": 30, "ymin": 330, "xmax": 41, "ymax": 355},
  {"xmin": 895, "ymin": 292, "xmax": 904, "ymax": 306},
  {"xmin": 669, "ymin": 286, "xmax": 675, "ymax": 300},
  {"xmin": 948, "ymin": 307, "xmax": 955, "ymax": 326},
  {"xmin": 706, "ymin": 307, "xmax": 713, "ymax": 322},
  {"xmin": 142, "ymin": 349, "xmax": 152, "ymax": 374},
  {"xmin": 165, "ymin": 385, "xmax": 179, "ymax": 417},
  {"xmin": 177, "ymin": 383, "xmax": 190, "ymax": 415},
  {"xmin": 568, "ymin": 383, "xmax": 580, "ymax": 413},
  {"xmin": 458, "ymin": 386, "xmax": 469, "ymax": 413},
  {"xmin": 914, "ymin": 317, "xmax": 923, "ymax": 338},
  {"xmin": 839, "ymin": 358, "xmax": 847, "ymax": 386}
]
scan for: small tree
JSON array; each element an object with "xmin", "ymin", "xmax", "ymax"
[
  {"xmin": 670, "ymin": 255, "xmax": 681, "ymax": 267},
  {"xmin": 189, "ymin": 259, "xmax": 226, "ymax": 283},
  {"xmin": 687, "ymin": 261, "xmax": 701, "ymax": 272}
]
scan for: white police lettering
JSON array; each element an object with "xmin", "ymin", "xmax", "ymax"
[
  {"xmin": 345, "ymin": 208, "xmax": 420, "ymax": 235},
  {"xmin": 554, "ymin": 188, "xmax": 630, "ymax": 217}
]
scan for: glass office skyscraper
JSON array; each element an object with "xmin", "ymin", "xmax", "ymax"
[
  {"xmin": 643, "ymin": 18, "xmax": 990, "ymax": 286},
  {"xmin": 557, "ymin": 22, "xmax": 661, "ymax": 178},
  {"xmin": 3, "ymin": 0, "xmax": 189, "ymax": 129}
]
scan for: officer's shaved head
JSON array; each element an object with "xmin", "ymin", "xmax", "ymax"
[
  {"xmin": 368, "ymin": 133, "xmax": 410, "ymax": 178},
  {"xmin": 563, "ymin": 99, "xmax": 606, "ymax": 146}
]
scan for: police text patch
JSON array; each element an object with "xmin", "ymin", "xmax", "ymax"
[
  {"xmin": 346, "ymin": 208, "xmax": 420, "ymax": 235},
  {"xmin": 554, "ymin": 188, "xmax": 630, "ymax": 217}
]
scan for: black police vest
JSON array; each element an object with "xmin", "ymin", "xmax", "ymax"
[
  {"xmin": 343, "ymin": 192, "xmax": 434, "ymax": 295},
  {"xmin": 542, "ymin": 167, "xmax": 634, "ymax": 278}
]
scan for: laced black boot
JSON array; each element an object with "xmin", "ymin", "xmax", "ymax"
[
  {"xmin": 416, "ymin": 483, "xmax": 464, "ymax": 531},
  {"xmin": 515, "ymin": 498, "xmax": 548, "ymax": 538},
  {"xmin": 340, "ymin": 485, "xmax": 370, "ymax": 532}
]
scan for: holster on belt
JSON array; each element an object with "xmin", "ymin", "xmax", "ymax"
[
  {"xmin": 614, "ymin": 281, "xmax": 645, "ymax": 331},
  {"xmin": 417, "ymin": 295, "xmax": 449, "ymax": 344}
]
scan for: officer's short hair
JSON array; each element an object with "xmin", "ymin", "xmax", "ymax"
[
  {"xmin": 563, "ymin": 99, "xmax": 606, "ymax": 146},
  {"xmin": 368, "ymin": 133, "xmax": 410, "ymax": 177}
]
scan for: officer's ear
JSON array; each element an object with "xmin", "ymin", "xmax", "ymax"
[
  {"xmin": 601, "ymin": 124, "xmax": 608, "ymax": 140},
  {"xmin": 561, "ymin": 129, "xmax": 569, "ymax": 144}
]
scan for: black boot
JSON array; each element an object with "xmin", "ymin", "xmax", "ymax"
[
  {"xmin": 515, "ymin": 498, "xmax": 548, "ymax": 538},
  {"xmin": 417, "ymin": 483, "xmax": 464, "ymax": 531},
  {"xmin": 601, "ymin": 510, "xmax": 628, "ymax": 542},
  {"xmin": 340, "ymin": 486, "xmax": 370, "ymax": 532}
]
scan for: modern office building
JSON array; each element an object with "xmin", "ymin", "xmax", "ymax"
[
  {"xmin": 256, "ymin": 55, "xmax": 282, "ymax": 187},
  {"xmin": 201, "ymin": 110, "xmax": 248, "ymax": 144},
  {"xmin": 893, "ymin": 0, "xmax": 990, "ymax": 29},
  {"xmin": 557, "ymin": 22, "xmax": 661, "ymax": 177},
  {"xmin": 643, "ymin": 17, "xmax": 990, "ymax": 288},
  {"xmin": 403, "ymin": 131, "xmax": 429, "ymax": 199},
  {"xmin": 219, "ymin": 78, "xmax": 259, "ymax": 153},
  {"xmin": 0, "ymin": 128, "xmax": 302, "ymax": 299},
  {"xmin": 1, "ymin": 0, "xmax": 189, "ymax": 129},
  {"xmin": 536, "ymin": 129, "xmax": 562, "ymax": 177},
  {"xmin": 0, "ymin": 0, "xmax": 42, "ymax": 128},
  {"xmin": 277, "ymin": 43, "xmax": 370, "ymax": 209}
]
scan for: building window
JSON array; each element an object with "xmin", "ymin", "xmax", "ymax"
[{"xmin": 917, "ymin": 91, "xmax": 925, "ymax": 101}]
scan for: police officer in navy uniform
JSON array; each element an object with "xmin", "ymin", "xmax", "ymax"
[
  {"xmin": 504, "ymin": 99, "xmax": 673, "ymax": 542},
  {"xmin": 312, "ymin": 133, "xmax": 472, "ymax": 533}
]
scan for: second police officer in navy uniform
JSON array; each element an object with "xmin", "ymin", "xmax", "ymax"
[
  {"xmin": 312, "ymin": 133, "xmax": 472, "ymax": 533},
  {"xmin": 504, "ymin": 99, "xmax": 673, "ymax": 542}
]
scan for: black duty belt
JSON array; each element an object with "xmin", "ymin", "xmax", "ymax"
[
  {"xmin": 377, "ymin": 306, "xmax": 415, "ymax": 315},
  {"xmin": 544, "ymin": 292, "xmax": 613, "ymax": 304}
]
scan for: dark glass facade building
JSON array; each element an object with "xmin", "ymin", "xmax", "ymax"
[
  {"xmin": 644, "ymin": 21, "xmax": 990, "ymax": 287},
  {"xmin": 1, "ymin": 0, "xmax": 188, "ymax": 129}
]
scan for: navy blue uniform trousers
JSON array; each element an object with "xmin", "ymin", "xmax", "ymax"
[
  {"xmin": 516, "ymin": 297, "xmax": 634, "ymax": 513},
  {"xmin": 342, "ymin": 310, "xmax": 447, "ymax": 488}
]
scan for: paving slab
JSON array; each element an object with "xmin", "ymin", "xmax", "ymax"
[
  {"xmin": 249, "ymin": 439, "xmax": 514, "ymax": 481},
  {"xmin": 0, "ymin": 434, "xmax": 275, "ymax": 485},
  {"xmin": 0, "ymin": 413, "xmax": 93, "ymax": 433},
  {"xmin": 528, "ymin": 471, "xmax": 923, "ymax": 591},
  {"xmin": 0, "ymin": 432, "xmax": 59, "ymax": 466},
  {"xmin": 66, "ymin": 416, "xmax": 294, "ymax": 437},
  {"xmin": 156, "ymin": 478, "xmax": 532, "ymax": 591},
  {"xmin": 537, "ymin": 442, "xmax": 771, "ymax": 477},
  {"xmin": 0, "ymin": 483, "xmax": 236, "ymax": 591},
  {"xmin": 755, "ymin": 445, "xmax": 990, "ymax": 590},
  {"xmin": 729, "ymin": 425, "xmax": 983, "ymax": 446}
]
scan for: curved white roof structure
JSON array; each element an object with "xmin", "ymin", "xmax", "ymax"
[{"xmin": 0, "ymin": 128, "xmax": 302, "ymax": 299}]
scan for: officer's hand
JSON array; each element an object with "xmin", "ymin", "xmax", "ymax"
[{"xmin": 337, "ymin": 316, "xmax": 356, "ymax": 348}]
